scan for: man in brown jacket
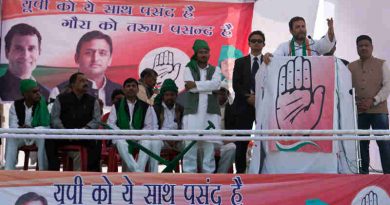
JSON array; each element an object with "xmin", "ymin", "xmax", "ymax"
[{"xmin": 349, "ymin": 35, "xmax": 390, "ymax": 174}]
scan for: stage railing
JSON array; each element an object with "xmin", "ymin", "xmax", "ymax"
[{"xmin": 0, "ymin": 128, "xmax": 389, "ymax": 141}]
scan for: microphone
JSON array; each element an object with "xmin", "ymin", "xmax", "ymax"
[{"xmin": 308, "ymin": 35, "xmax": 312, "ymax": 39}]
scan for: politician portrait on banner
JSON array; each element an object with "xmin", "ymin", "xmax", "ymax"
[{"xmin": 0, "ymin": 0, "xmax": 253, "ymax": 106}]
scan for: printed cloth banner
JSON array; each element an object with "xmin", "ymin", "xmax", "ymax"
[
  {"xmin": 0, "ymin": 171, "xmax": 389, "ymax": 204},
  {"xmin": 257, "ymin": 56, "xmax": 335, "ymax": 153},
  {"xmin": 0, "ymin": 0, "xmax": 253, "ymax": 105},
  {"xmin": 250, "ymin": 57, "xmax": 357, "ymax": 174}
]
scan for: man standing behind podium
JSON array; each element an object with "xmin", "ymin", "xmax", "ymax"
[
  {"xmin": 232, "ymin": 31, "xmax": 265, "ymax": 173},
  {"xmin": 264, "ymin": 16, "xmax": 335, "ymax": 63},
  {"xmin": 349, "ymin": 35, "xmax": 390, "ymax": 174}
]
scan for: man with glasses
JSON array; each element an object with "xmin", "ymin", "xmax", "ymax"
[
  {"xmin": 5, "ymin": 79, "xmax": 49, "ymax": 170},
  {"xmin": 232, "ymin": 30, "xmax": 265, "ymax": 173}
]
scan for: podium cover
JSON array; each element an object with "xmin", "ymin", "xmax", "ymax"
[{"xmin": 249, "ymin": 56, "xmax": 358, "ymax": 174}]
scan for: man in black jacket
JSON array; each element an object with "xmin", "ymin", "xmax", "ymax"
[
  {"xmin": 232, "ymin": 30, "xmax": 265, "ymax": 173},
  {"xmin": 46, "ymin": 72, "xmax": 101, "ymax": 171}
]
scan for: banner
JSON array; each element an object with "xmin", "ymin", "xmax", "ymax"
[
  {"xmin": 0, "ymin": 171, "xmax": 389, "ymax": 204},
  {"xmin": 0, "ymin": 0, "xmax": 253, "ymax": 104},
  {"xmin": 257, "ymin": 56, "xmax": 335, "ymax": 153}
]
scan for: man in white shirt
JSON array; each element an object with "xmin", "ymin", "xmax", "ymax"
[
  {"xmin": 264, "ymin": 16, "xmax": 336, "ymax": 63},
  {"xmin": 5, "ymin": 79, "xmax": 49, "ymax": 170},
  {"xmin": 108, "ymin": 78, "xmax": 161, "ymax": 172},
  {"xmin": 182, "ymin": 39, "xmax": 221, "ymax": 173},
  {"xmin": 153, "ymin": 79, "xmax": 184, "ymax": 151}
]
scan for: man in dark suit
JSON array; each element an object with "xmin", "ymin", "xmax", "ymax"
[
  {"xmin": 232, "ymin": 30, "xmax": 265, "ymax": 173},
  {"xmin": 0, "ymin": 23, "xmax": 50, "ymax": 102}
]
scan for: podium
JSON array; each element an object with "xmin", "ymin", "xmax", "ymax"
[{"xmin": 249, "ymin": 56, "xmax": 358, "ymax": 174}]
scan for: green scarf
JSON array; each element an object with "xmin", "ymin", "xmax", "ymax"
[
  {"xmin": 31, "ymin": 96, "xmax": 50, "ymax": 127},
  {"xmin": 290, "ymin": 37, "xmax": 307, "ymax": 56},
  {"xmin": 116, "ymin": 98, "xmax": 145, "ymax": 154}
]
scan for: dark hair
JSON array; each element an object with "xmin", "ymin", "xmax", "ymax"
[
  {"xmin": 76, "ymin": 30, "xmax": 113, "ymax": 56},
  {"xmin": 123, "ymin": 78, "xmax": 138, "ymax": 87},
  {"xmin": 140, "ymin": 68, "xmax": 158, "ymax": 80},
  {"xmin": 356, "ymin": 35, "xmax": 372, "ymax": 45},
  {"xmin": 68, "ymin": 72, "xmax": 85, "ymax": 86},
  {"xmin": 248, "ymin": 30, "xmax": 265, "ymax": 43},
  {"xmin": 15, "ymin": 192, "xmax": 48, "ymax": 205},
  {"xmin": 289, "ymin": 16, "xmax": 306, "ymax": 30},
  {"xmin": 111, "ymin": 89, "xmax": 124, "ymax": 101},
  {"xmin": 5, "ymin": 23, "xmax": 42, "ymax": 53}
]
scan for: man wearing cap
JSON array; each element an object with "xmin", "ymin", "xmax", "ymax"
[
  {"xmin": 182, "ymin": 39, "xmax": 221, "ymax": 173},
  {"xmin": 5, "ymin": 79, "xmax": 49, "ymax": 170},
  {"xmin": 154, "ymin": 79, "xmax": 184, "ymax": 154},
  {"xmin": 218, "ymin": 45, "xmax": 243, "ymax": 97}
]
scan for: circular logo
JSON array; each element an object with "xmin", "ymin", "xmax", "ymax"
[
  {"xmin": 139, "ymin": 47, "xmax": 190, "ymax": 90},
  {"xmin": 351, "ymin": 186, "xmax": 390, "ymax": 205}
]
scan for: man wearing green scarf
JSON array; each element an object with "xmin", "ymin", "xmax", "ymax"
[
  {"xmin": 182, "ymin": 39, "xmax": 222, "ymax": 173},
  {"xmin": 154, "ymin": 79, "xmax": 184, "ymax": 153},
  {"xmin": 107, "ymin": 78, "xmax": 161, "ymax": 172},
  {"xmin": 5, "ymin": 79, "xmax": 49, "ymax": 170},
  {"xmin": 264, "ymin": 16, "xmax": 336, "ymax": 63}
]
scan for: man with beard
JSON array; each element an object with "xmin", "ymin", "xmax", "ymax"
[
  {"xmin": 153, "ymin": 79, "xmax": 184, "ymax": 156},
  {"xmin": 264, "ymin": 16, "xmax": 336, "ymax": 63},
  {"xmin": 5, "ymin": 79, "xmax": 49, "ymax": 170},
  {"xmin": 46, "ymin": 72, "xmax": 101, "ymax": 171},
  {"xmin": 182, "ymin": 39, "xmax": 221, "ymax": 173},
  {"xmin": 138, "ymin": 68, "xmax": 158, "ymax": 105}
]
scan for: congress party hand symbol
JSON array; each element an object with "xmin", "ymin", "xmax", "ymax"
[
  {"xmin": 361, "ymin": 191, "xmax": 378, "ymax": 205},
  {"xmin": 153, "ymin": 50, "xmax": 181, "ymax": 86},
  {"xmin": 276, "ymin": 56, "xmax": 325, "ymax": 129}
]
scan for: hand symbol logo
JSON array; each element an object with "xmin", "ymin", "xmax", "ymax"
[
  {"xmin": 361, "ymin": 191, "xmax": 379, "ymax": 205},
  {"xmin": 152, "ymin": 50, "xmax": 181, "ymax": 86},
  {"xmin": 276, "ymin": 56, "xmax": 325, "ymax": 130}
]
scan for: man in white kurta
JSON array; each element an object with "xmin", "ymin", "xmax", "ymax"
[
  {"xmin": 264, "ymin": 16, "xmax": 336, "ymax": 62},
  {"xmin": 182, "ymin": 39, "xmax": 221, "ymax": 173},
  {"xmin": 108, "ymin": 78, "xmax": 161, "ymax": 172},
  {"xmin": 250, "ymin": 17, "xmax": 339, "ymax": 174},
  {"xmin": 6, "ymin": 79, "xmax": 48, "ymax": 170}
]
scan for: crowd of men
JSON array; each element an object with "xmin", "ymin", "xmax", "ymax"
[{"xmin": 1, "ymin": 15, "xmax": 389, "ymax": 174}]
